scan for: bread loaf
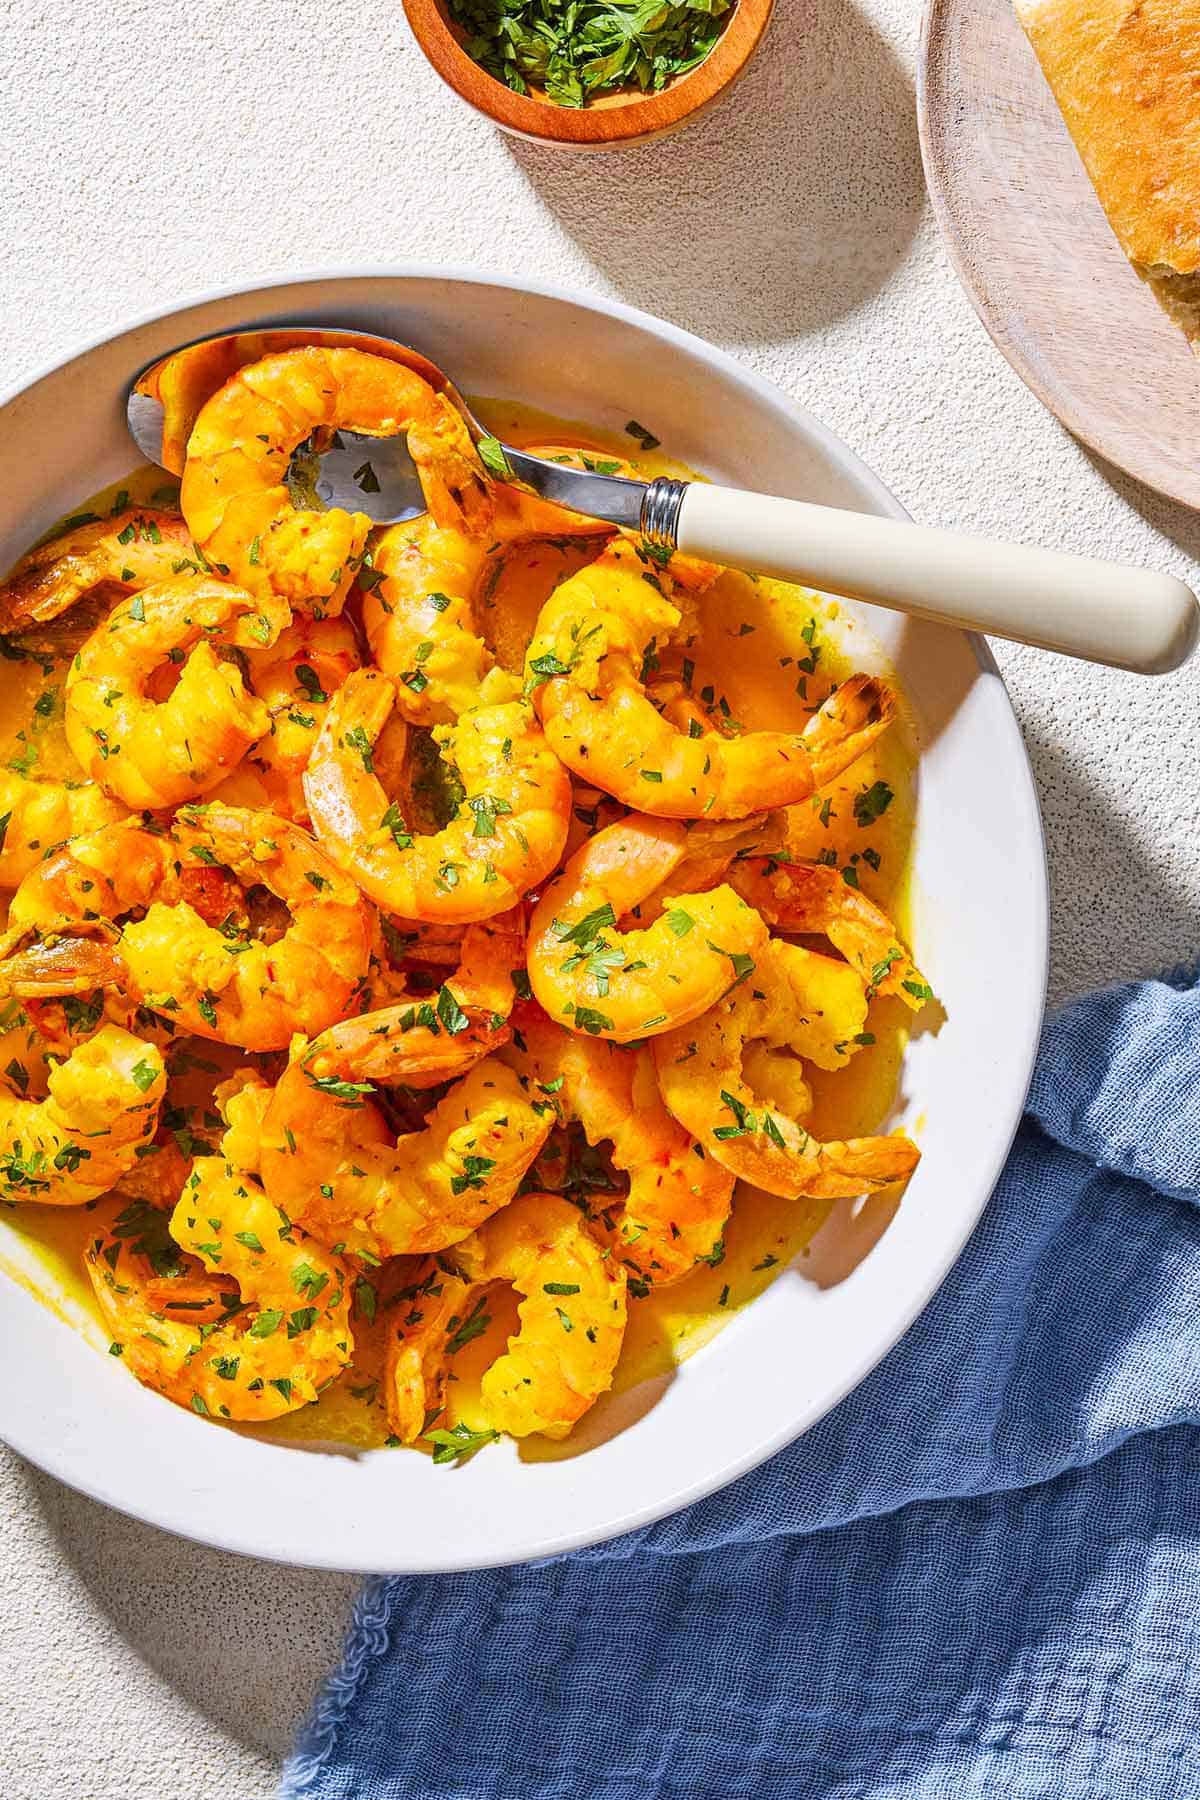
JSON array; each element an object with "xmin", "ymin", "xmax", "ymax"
[{"xmin": 1015, "ymin": 0, "xmax": 1200, "ymax": 340}]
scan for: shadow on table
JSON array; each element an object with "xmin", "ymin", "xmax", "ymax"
[
  {"xmin": 22, "ymin": 1458, "xmax": 355, "ymax": 1764},
  {"xmin": 503, "ymin": 0, "xmax": 924, "ymax": 344},
  {"xmin": 1022, "ymin": 723, "xmax": 1200, "ymax": 1003},
  {"xmin": 1082, "ymin": 443, "xmax": 1200, "ymax": 559}
]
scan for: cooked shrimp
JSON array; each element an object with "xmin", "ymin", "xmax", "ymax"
[
  {"xmin": 729, "ymin": 855, "xmax": 932, "ymax": 1007},
  {"xmin": 180, "ymin": 346, "xmax": 491, "ymax": 618},
  {"xmin": 367, "ymin": 904, "xmax": 526, "ymax": 1025},
  {"xmin": 209, "ymin": 616, "xmax": 362, "ymax": 819},
  {"xmin": 85, "ymin": 1158, "xmax": 353, "ymax": 1421},
  {"xmin": 0, "ymin": 1022, "xmax": 164, "ymax": 1205},
  {"xmin": 0, "ymin": 808, "xmax": 373, "ymax": 1051},
  {"xmin": 119, "ymin": 806, "xmax": 373, "ymax": 1051},
  {"xmin": 64, "ymin": 580, "xmax": 271, "ymax": 809},
  {"xmin": 361, "ymin": 456, "xmax": 628, "ymax": 725},
  {"xmin": 207, "ymin": 1067, "xmax": 274, "ymax": 1175},
  {"xmin": 526, "ymin": 813, "xmax": 769, "ymax": 1044},
  {"xmin": 526, "ymin": 539, "xmax": 896, "ymax": 819},
  {"xmin": 2, "ymin": 814, "xmax": 238, "ymax": 942},
  {"xmin": 363, "ymin": 516, "xmax": 496, "ymax": 727},
  {"xmin": 247, "ymin": 615, "xmax": 361, "ymax": 797},
  {"xmin": 304, "ymin": 668, "xmax": 571, "ymax": 923},
  {"xmin": 0, "ymin": 770, "xmax": 126, "ymax": 887},
  {"xmin": 507, "ymin": 1008, "xmax": 732, "ymax": 1285},
  {"xmin": 384, "ymin": 1191, "xmax": 627, "ymax": 1443},
  {"xmin": 260, "ymin": 1047, "xmax": 551, "ymax": 1260},
  {"xmin": 277, "ymin": 917, "xmax": 524, "ymax": 1100},
  {"xmin": 653, "ymin": 938, "xmax": 920, "ymax": 1201},
  {"xmin": 0, "ymin": 510, "xmax": 197, "ymax": 635}
]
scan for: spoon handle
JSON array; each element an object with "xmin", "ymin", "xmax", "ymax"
[{"xmin": 670, "ymin": 483, "xmax": 1198, "ymax": 675}]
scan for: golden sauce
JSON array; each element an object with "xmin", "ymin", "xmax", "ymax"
[{"xmin": 0, "ymin": 408, "xmax": 921, "ymax": 1462}]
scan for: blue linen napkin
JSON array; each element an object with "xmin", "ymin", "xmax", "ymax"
[{"xmin": 282, "ymin": 967, "xmax": 1200, "ymax": 1800}]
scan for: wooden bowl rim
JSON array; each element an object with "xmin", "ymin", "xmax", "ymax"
[{"xmin": 402, "ymin": 0, "xmax": 775, "ymax": 143}]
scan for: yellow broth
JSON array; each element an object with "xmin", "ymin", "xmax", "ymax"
[{"xmin": 0, "ymin": 411, "xmax": 920, "ymax": 1459}]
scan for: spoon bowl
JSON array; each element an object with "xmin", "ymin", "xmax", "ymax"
[{"xmin": 127, "ymin": 323, "xmax": 650, "ymax": 531}]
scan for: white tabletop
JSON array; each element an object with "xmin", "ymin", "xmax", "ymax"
[{"xmin": 2, "ymin": 0, "xmax": 1197, "ymax": 1789}]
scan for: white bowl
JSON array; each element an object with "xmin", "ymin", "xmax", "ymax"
[{"xmin": 0, "ymin": 270, "xmax": 1047, "ymax": 1572}]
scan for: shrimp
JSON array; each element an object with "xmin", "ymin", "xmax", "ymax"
[
  {"xmin": 0, "ymin": 510, "xmax": 196, "ymax": 636},
  {"xmin": 0, "ymin": 1022, "xmax": 164, "ymax": 1205},
  {"xmin": 360, "ymin": 461, "xmax": 624, "ymax": 725},
  {"xmin": 362, "ymin": 516, "xmax": 496, "ymax": 727},
  {"xmin": 180, "ymin": 346, "xmax": 491, "ymax": 619},
  {"xmin": 64, "ymin": 580, "xmax": 271, "ymax": 809},
  {"xmin": 384, "ymin": 1191, "xmax": 628, "ymax": 1443},
  {"xmin": 118, "ymin": 806, "xmax": 373, "ymax": 1051},
  {"xmin": 526, "ymin": 813, "xmax": 770, "ymax": 1043},
  {"xmin": 653, "ymin": 937, "xmax": 920, "ymax": 1201},
  {"xmin": 367, "ymin": 904, "xmax": 527, "ymax": 1024},
  {"xmin": 0, "ymin": 770, "xmax": 126, "ymax": 887},
  {"xmin": 525, "ymin": 539, "xmax": 896, "ymax": 819},
  {"xmin": 729, "ymin": 855, "xmax": 932, "ymax": 1008},
  {"xmin": 278, "ymin": 911, "xmax": 526, "ymax": 1106},
  {"xmin": 85, "ymin": 1157, "xmax": 353, "ymax": 1422},
  {"xmin": 303, "ymin": 668, "xmax": 571, "ymax": 923},
  {"xmin": 208, "ymin": 616, "xmax": 363, "ymax": 819},
  {"xmin": 2, "ymin": 815, "xmax": 239, "ymax": 944},
  {"xmin": 0, "ymin": 808, "xmax": 373, "ymax": 1052},
  {"xmin": 507, "ymin": 1008, "xmax": 732, "ymax": 1285},
  {"xmin": 260, "ymin": 1043, "xmax": 551, "ymax": 1259}
]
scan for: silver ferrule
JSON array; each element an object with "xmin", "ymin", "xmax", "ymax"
[{"xmin": 639, "ymin": 477, "xmax": 688, "ymax": 551}]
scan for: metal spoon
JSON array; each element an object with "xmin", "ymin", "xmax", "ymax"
[{"xmin": 127, "ymin": 324, "xmax": 1198, "ymax": 676}]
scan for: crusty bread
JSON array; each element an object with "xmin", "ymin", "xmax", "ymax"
[{"xmin": 1015, "ymin": 0, "xmax": 1200, "ymax": 339}]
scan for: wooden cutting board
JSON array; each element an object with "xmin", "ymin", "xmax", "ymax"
[{"xmin": 918, "ymin": 0, "xmax": 1200, "ymax": 510}]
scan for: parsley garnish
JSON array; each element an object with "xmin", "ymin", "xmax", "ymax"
[
  {"xmin": 425, "ymin": 1421, "xmax": 498, "ymax": 1465},
  {"xmin": 853, "ymin": 780, "xmax": 894, "ymax": 827},
  {"xmin": 445, "ymin": 1295, "xmax": 491, "ymax": 1355},
  {"xmin": 468, "ymin": 792, "xmax": 513, "ymax": 838},
  {"xmin": 476, "ymin": 435, "xmax": 513, "ymax": 478},
  {"xmin": 625, "ymin": 417, "xmax": 662, "ymax": 449}
]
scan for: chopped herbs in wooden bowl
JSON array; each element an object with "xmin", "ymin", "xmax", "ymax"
[
  {"xmin": 405, "ymin": 0, "xmax": 770, "ymax": 148},
  {"xmin": 445, "ymin": 0, "xmax": 736, "ymax": 107}
]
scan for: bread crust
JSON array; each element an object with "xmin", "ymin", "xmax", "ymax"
[{"xmin": 1015, "ymin": 0, "xmax": 1200, "ymax": 274}]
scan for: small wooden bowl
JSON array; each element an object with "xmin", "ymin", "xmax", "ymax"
[{"xmin": 402, "ymin": 0, "xmax": 775, "ymax": 148}]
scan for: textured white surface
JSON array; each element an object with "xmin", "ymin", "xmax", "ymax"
[{"xmin": 1, "ymin": 0, "xmax": 1197, "ymax": 1790}]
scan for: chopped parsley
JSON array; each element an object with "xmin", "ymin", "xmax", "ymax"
[
  {"xmin": 853, "ymin": 780, "xmax": 894, "ymax": 827},
  {"xmin": 425, "ymin": 1421, "xmax": 498, "ymax": 1465}
]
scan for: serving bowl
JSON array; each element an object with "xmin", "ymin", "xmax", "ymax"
[
  {"xmin": 401, "ymin": 0, "xmax": 776, "ymax": 147},
  {"xmin": 0, "ymin": 269, "xmax": 1046, "ymax": 1572}
]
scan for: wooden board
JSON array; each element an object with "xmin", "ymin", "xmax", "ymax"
[{"xmin": 918, "ymin": 0, "xmax": 1200, "ymax": 510}]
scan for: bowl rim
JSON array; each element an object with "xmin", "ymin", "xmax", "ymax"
[
  {"xmin": 400, "ymin": 0, "xmax": 776, "ymax": 144},
  {"xmin": 0, "ymin": 264, "xmax": 1049, "ymax": 1571}
]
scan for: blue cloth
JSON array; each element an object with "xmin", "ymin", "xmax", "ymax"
[{"xmin": 282, "ymin": 968, "xmax": 1200, "ymax": 1800}]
